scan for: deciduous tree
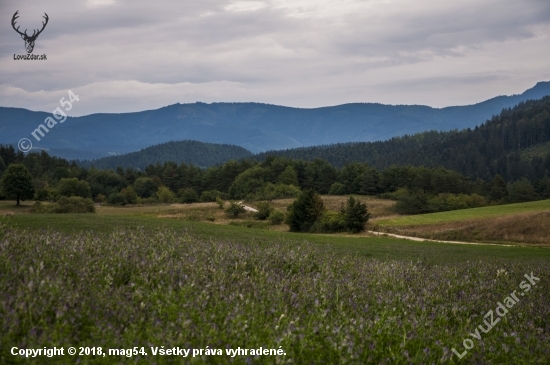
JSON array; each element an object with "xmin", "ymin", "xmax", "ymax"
[{"xmin": 1, "ymin": 164, "xmax": 35, "ymax": 205}]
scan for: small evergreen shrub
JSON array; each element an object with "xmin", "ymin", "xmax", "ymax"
[
  {"xmin": 329, "ymin": 182, "xmax": 346, "ymax": 195},
  {"xmin": 342, "ymin": 196, "xmax": 370, "ymax": 233},
  {"xmin": 286, "ymin": 190, "xmax": 325, "ymax": 232},
  {"xmin": 255, "ymin": 201, "xmax": 273, "ymax": 220},
  {"xmin": 121, "ymin": 186, "xmax": 138, "ymax": 204},
  {"xmin": 107, "ymin": 192, "xmax": 128, "ymax": 206},
  {"xmin": 216, "ymin": 196, "xmax": 225, "ymax": 209},
  {"xmin": 32, "ymin": 196, "xmax": 95, "ymax": 213},
  {"xmin": 157, "ymin": 186, "xmax": 175, "ymax": 204},
  {"xmin": 312, "ymin": 211, "xmax": 346, "ymax": 233},
  {"xmin": 225, "ymin": 201, "xmax": 246, "ymax": 218},
  {"xmin": 268, "ymin": 210, "xmax": 285, "ymax": 225},
  {"xmin": 178, "ymin": 188, "xmax": 199, "ymax": 204}
]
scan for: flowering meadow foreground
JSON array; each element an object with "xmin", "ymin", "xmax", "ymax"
[{"xmin": 0, "ymin": 224, "xmax": 548, "ymax": 364}]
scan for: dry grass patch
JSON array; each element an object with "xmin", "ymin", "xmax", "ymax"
[
  {"xmin": 374, "ymin": 211, "xmax": 550, "ymax": 246},
  {"xmin": 93, "ymin": 196, "xmax": 395, "ymax": 229},
  {"xmin": 269, "ymin": 195, "xmax": 395, "ymax": 219},
  {"xmin": 267, "ymin": 198, "xmax": 294, "ymax": 212},
  {"xmin": 97, "ymin": 202, "xmax": 220, "ymax": 216},
  {"xmin": 0, "ymin": 201, "xmax": 34, "ymax": 214},
  {"xmin": 97, "ymin": 204, "xmax": 183, "ymax": 216},
  {"xmin": 156, "ymin": 203, "xmax": 222, "ymax": 222}
]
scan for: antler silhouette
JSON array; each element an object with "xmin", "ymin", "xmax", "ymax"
[
  {"xmin": 32, "ymin": 13, "xmax": 49, "ymax": 39},
  {"xmin": 11, "ymin": 10, "xmax": 26, "ymax": 37},
  {"xmin": 11, "ymin": 11, "xmax": 49, "ymax": 40},
  {"xmin": 11, "ymin": 10, "xmax": 49, "ymax": 53}
]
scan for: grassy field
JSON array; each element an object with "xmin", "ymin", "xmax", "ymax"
[
  {"xmin": 1, "ymin": 198, "xmax": 550, "ymax": 364},
  {"xmin": 4, "ymin": 196, "xmax": 550, "ymax": 247},
  {"xmin": 374, "ymin": 211, "xmax": 550, "ymax": 246},
  {"xmin": 1, "ymin": 203, "xmax": 550, "ymax": 264},
  {"xmin": 375, "ymin": 199, "xmax": 550, "ymax": 227},
  {"xmin": 1, "ymin": 222, "xmax": 549, "ymax": 364},
  {"xmin": 372, "ymin": 199, "xmax": 550, "ymax": 246}
]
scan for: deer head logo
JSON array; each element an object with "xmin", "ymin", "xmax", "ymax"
[{"xmin": 12, "ymin": 10, "xmax": 49, "ymax": 54}]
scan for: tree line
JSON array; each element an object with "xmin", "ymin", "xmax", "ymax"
[{"xmin": 2, "ymin": 142, "xmax": 549, "ymax": 214}]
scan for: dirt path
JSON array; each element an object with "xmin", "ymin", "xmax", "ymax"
[
  {"xmin": 367, "ymin": 231, "xmax": 516, "ymax": 247},
  {"xmin": 242, "ymin": 202, "xmax": 514, "ymax": 246},
  {"xmin": 238, "ymin": 202, "xmax": 259, "ymax": 213}
]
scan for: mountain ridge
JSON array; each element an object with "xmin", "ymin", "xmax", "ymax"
[
  {"xmin": 1, "ymin": 81, "xmax": 549, "ymax": 158},
  {"xmin": 79, "ymin": 96, "xmax": 550, "ymax": 184}
]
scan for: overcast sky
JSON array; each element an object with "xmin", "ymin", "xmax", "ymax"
[{"xmin": 1, "ymin": 0, "xmax": 549, "ymax": 116}]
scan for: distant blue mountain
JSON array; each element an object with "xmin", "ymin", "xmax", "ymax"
[{"xmin": 1, "ymin": 81, "xmax": 549, "ymax": 157}]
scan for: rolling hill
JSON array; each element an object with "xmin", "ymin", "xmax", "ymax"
[
  {"xmin": 79, "ymin": 140, "xmax": 253, "ymax": 170},
  {"xmin": 1, "ymin": 82, "xmax": 549, "ymax": 158}
]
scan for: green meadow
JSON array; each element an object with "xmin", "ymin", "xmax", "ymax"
[
  {"xmin": 376, "ymin": 199, "xmax": 550, "ymax": 227},
  {"xmin": 2, "ymin": 207, "xmax": 550, "ymax": 264},
  {"xmin": 1, "ymin": 201, "xmax": 549, "ymax": 364}
]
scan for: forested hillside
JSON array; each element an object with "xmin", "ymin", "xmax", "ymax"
[
  {"xmin": 2, "ymin": 82, "xmax": 549, "ymax": 156},
  {"xmin": 256, "ymin": 96, "xmax": 550, "ymax": 182},
  {"xmin": 79, "ymin": 140, "xmax": 253, "ymax": 170}
]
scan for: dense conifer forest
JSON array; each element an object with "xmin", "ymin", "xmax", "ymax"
[{"xmin": 255, "ymin": 96, "xmax": 550, "ymax": 182}]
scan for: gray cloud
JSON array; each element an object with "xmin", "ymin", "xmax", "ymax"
[{"xmin": 1, "ymin": 0, "xmax": 549, "ymax": 115}]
